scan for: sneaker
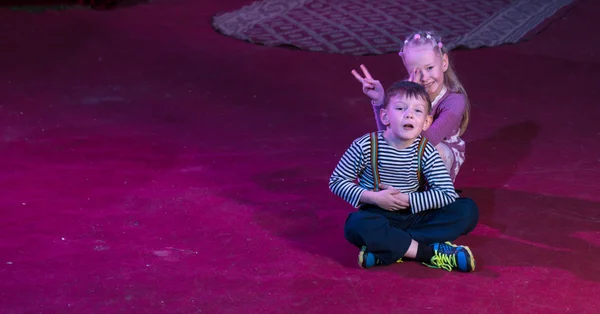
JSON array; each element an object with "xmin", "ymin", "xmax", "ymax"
[
  {"xmin": 425, "ymin": 242, "xmax": 475, "ymax": 272},
  {"xmin": 357, "ymin": 246, "xmax": 402, "ymax": 269}
]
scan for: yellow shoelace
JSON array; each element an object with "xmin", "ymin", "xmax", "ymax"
[{"xmin": 429, "ymin": 252, "xmax": 457, "ymax": 272}]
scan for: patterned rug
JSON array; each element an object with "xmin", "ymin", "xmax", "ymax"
[{"xmin": 212, "ymin": 0, "xmax": 576, "ymax": 55}]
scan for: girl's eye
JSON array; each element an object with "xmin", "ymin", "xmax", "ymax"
[{"xmin": 427, "ymin": 66, "xmax": 433, "ymax": 70}]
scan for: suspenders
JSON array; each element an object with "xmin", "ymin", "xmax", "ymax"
[
  {"xmin": 369, "ymin": 132, "xmax": 429, "ymax": 192},
  {"xmin": 370, "ymin": 132, "xmax": 382, "ymax": 191},
  {"xmin": 416, "ymin": 136, "xmax": 429, "ymax": 192}
]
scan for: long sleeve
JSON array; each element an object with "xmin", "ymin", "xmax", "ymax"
[
  {"xmin": 422, "ymin": 93, "xmax": 466, "ymax": 145},
  {"xmin": 371, "ymin": 101, "xmax": 386, "ymax": 131},
  {"xmin": 408, "ymin": 143, "xmax": 458, "ymax": 213},
  {"xmin": 329, "ymin": 139, "xmax": 369, "ymax": 208}
]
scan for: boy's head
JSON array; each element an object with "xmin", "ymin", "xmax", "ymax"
[{"xmin": 380, "ymin": 81, "xmax": 433, "ymax": 142}]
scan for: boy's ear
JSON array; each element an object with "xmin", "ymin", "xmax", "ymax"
[
  {"xmin": 379, "ymin": 107, "xmax": 390, "ymax": 127},
  {"xmin": 422, "ymin": 115, "xmax": 433, "ymax": 131}
]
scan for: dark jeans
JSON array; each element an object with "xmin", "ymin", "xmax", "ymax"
[{"xmin": 344, "ymin": 197, "xmax": 479, "ymax": 265}]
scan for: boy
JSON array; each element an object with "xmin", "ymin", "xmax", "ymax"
[{"xmin": 329, "ymin": 81, "xmax": 479, "ymax": 272}]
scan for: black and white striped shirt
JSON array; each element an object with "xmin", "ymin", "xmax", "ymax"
[{"xmin": 329, "ymin": 132, "xmax": 458, "ymax": 213}]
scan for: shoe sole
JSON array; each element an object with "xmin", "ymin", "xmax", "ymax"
[
  {"xmin": 461, "ymin": 245, "xmax": 476, "ymax": 272},
  {"xmin": 358, "ymin": 246, "xmax": 367, "ymax": 268}
]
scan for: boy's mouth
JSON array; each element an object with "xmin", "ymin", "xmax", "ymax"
[{"xmin": 402, "ymin": 123, "xmax": 414, "ymax": 130}]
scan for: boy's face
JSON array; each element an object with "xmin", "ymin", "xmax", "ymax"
[{"xmin": 380, "ymin": 94, "xmax": 432, "ymax": 142}]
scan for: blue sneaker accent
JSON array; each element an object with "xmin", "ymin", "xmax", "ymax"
[
  {"xmin": 357, "ymin": 246, "xmax": 403, "ymax": 269},
  {"xmin": 358, "ymin": 246, "xmax": 376, "ymax": 268}
]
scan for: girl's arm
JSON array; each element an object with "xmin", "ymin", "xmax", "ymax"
[
  {"xmin": 423, "ymin": 93, "xmax": 466, "ymax": 145},
  {"xmin": 371, "ymin": 100, "xmax": 386, "ymax": 131}
]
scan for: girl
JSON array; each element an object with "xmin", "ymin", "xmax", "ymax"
[{"xmin": 351, "ymin": 31, "xmax": 471, "ymax": 182}]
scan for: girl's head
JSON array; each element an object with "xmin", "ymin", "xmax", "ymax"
[{"xmin": 399, "ymin": 31, "xmax": 471, "ymax": 135}]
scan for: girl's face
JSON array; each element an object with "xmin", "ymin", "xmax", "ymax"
[{"xmin": 402, "ymin": 45, "xmax": 449, "ymax": 100}]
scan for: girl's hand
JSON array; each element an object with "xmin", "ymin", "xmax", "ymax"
[
  {"xmin": 408, "ymin": 68, "xmax": 423, "ymax": 83},
  {"xmin": 351, "ymin": 64, "xmax": 385, "ymax": 106}
]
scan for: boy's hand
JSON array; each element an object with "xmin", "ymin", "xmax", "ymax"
[
  {"xmin": 351, "ymin": 64, "xmax": 385, "ymax": 106},
  {"xmin": 375, "ymin": 184, "xmax": 410, "ymax": 211}
]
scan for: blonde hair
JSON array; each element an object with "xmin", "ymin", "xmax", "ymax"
[{"xmin": 400, "ymin": 31, "xmax": 471, "ymax": 135}]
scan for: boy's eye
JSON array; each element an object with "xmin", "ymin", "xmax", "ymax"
[{"xmin": 427, "ymin": 66, "xmax": 433, "ymax": 70}]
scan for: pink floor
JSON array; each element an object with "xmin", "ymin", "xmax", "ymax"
[{"xmin": 1, "ymin": 0, "xmax": 599, "ymax": 313}]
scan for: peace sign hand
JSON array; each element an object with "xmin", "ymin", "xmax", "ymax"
[
  {"xmin": 351, "ymin": 64, "xmax": 385, "ymax": 106},
  {"xmin": 408, "ymin": 68, "xmax": 423, "ymax": 83}
]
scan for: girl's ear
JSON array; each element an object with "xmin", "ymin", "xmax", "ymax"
[{"xmin": 442, "ymin": 53, "xmax": 449, "ymax": 72}]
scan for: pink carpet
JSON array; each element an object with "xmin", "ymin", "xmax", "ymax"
[{"xmin": 0, "ymin": 0, "xmax": 599, "ymax": 313}]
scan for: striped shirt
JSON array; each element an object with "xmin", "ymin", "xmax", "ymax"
[{"xmin": 329, "ymin": 131, "xmax": 458, "ymax": 214}]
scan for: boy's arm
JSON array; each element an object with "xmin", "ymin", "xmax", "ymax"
[
  {"xmin": 408, "ymin": 144, "xmax": 458, "ymax": 213},
  {"xmin": 422, "ymin": 93, "xmax": 466, "ymax": 145},
  {"xmin": 329, "ymin": 140, "xmax": 370, "ymax": 208}
]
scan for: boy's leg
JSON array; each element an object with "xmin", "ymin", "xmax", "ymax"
[
  {"xmin": 403, "ymin": 197, "xmax": 479, "ymax": 272},
  {"xmin": 344, "ymin": 199, "xmax": 478, "ymax": 271},
  {"xmin": 406, "ymin": 197, "xmax": 479, "ymax": 245},
  {"xmin": 344, "ymin": 210, "xmax": 413, "ymax": 266},
  {"xmin": 344, "ymin": 210, "xmax": 464, "ymax": 270}
]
